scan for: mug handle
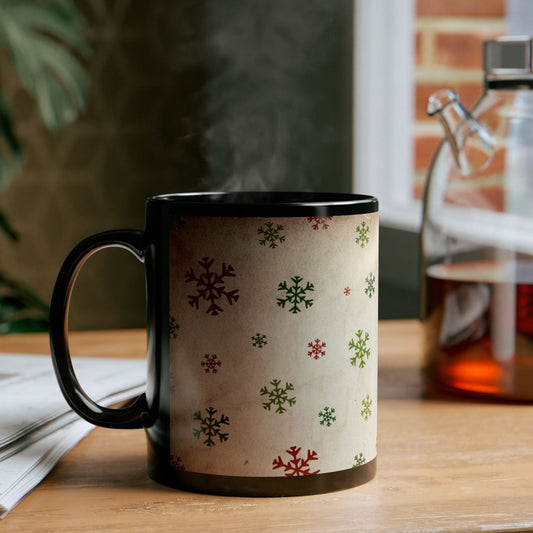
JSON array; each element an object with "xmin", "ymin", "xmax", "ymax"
[{"xmin": 49, "ymin": 230, "xmax": 153, "ymax": 429}]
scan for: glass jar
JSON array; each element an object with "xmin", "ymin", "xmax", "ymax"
[{"xmin": 421, "ymin": 37, "xmax": 533, "ymax": 400}]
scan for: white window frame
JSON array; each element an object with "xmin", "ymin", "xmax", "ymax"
[{"xmin": 353, "ymin": 0, "xmax": 420, "ymax": 232}]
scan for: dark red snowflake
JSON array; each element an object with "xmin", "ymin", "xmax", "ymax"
[
  {"xmin": 272, "ymin": 446, "xmax": 320, "ymax": 476},
  {"xmin": 201, "ymin": 353, "xmax": 222, "ymax": 373},
  {"xmin": 307, "ymin": 216, "xmax": 333, "ymax": 230},
  {"xmin": 185, "ymin": 257, "xmax": 239, "ymax": 316},
  {"xmin": 307, "ymin": 339, "xmax": 326, "ymax": 360}
]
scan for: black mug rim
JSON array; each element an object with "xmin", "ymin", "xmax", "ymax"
[{"xmin": 148, "ymin": 191, "xmax": 378, "ymax": 217}]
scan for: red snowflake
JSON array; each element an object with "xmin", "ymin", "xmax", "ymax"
[
  {"xmin": 307, "ymin": 338, "xmax": 326, "ymax": 360},
  {"xmin": 185, "ymin": 257, "xmax": 239, "ymax": 316},
  {"xmin": 170, "ymin": 454, "xmax": 186, "ymax": 471},
  {"xmin": 272, "ymin": 446, "xmax": 320, "ymax": 476},
  {"xmin": 344, "ymin": 286, "xmax": 351, "ymax": 296},
  {"xmin": 307, "ymin": 216, "xmax": 333, "ymax": 230},
  {"xmin": 201, "ymin": 353, "xmax": 221, "ymax": 373}
]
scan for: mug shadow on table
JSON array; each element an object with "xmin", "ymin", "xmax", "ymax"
[{"xmin": 47, "ymin": 439, "xmax": 167, "ymax": 492}]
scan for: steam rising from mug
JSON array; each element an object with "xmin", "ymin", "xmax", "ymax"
[{"xmin": 158, "ymin": 0, "xmax": 352, "ymax": 192}]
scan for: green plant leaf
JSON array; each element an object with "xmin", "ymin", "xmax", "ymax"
[
  {"xmin": 0, "ymin": 93, "xmax": 23, "ymax": 194},
  {"xmin": 0, "ymin": 270, "xmax": 49, "ymax": 333},
  {"xmin": 0, "ymin": 1, "xmax": 89, "ymax": 330},
  {"xmin": 0, "ymin": 0, "xmax": 90, "ymax": 132},
  {"xmin": 3, "ymin": 0, "xmax": 89, "ymax": 54},
  {"xmin": 0, "ymin": 94, "xmax": 20, "ymax": 240},
  {"xmin": 0, "ymin": 209, "xmax": 17, "ymax": 240},
  {"xmin": 0, "ymin": 316, "xmax": 48, "ymax": 334}
]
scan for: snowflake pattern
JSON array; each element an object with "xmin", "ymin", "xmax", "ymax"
[
  {"xmin": 251, "ymin": 333, "xmax": 267, "ymax": 348},
  {"xmin": 273, "ymin": 446, "xmax": 320, "ymax": 476},
  {"xmin": 258, "ymin": 221, "xmax": 286, "ymax": 248},
  {"xmin": 170, "ymin": 454, "xmax": 186, "ymax": 471},
  {"xmin": 355, "ymin": 221, "xmax": 370, "ymax": 248},
  {"xmin": 170, "ymin": 215, "xmax": 186, "ymax": 231},
  {"xmin": 170, "ymin": 215, "xmax": 378, "ymax": 475},
  {"xmin": 307, "ymin": 216, "xmax": 333, "ymax": 230},
  {"xmin": 277, "ymin": 276, "xmax": 314, "ymax": 314},
  {"xmin": 360, "ymin": 395, "xmax": 373, "ymax": 421},
  {"xmin": 185, "ymin": 257, "xmax": 240, "ymax": 316},
  {"xmin": 193, "ymin": 407, "xmax": 230, "ymax": 447},
  {"xmin": 169, "ymin": 316, "xmax": 180, "ymax": 339},
  {"xmin": 169, "ymin": 371, "xmax": 176, "ymax": 395},
  {"xmin": 353, "ymin": 452, "xmax": 366, "ymax": 467},
  {"xmin": 201, "ymin": 353, "xmax": 222, "ymax": 373},
  {"xmin": 307, "ymin": 338, "xmax": 326, "ymax": 360},
  {"xmin": 348, "ymin": 329, "xmax": 371, "ymax": 368},
  {"xmin": 260, "ymin": 379, "xmax": 296, "ymax": 414},
  {"xmin": 365, "ymin": 272, "xmax": 376, "ymax": 298},
  {"xmin": 318, "ymin": 406, "xmax": 336, "ymax": 427}
]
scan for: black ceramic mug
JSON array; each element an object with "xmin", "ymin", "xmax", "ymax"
[{"xmin": 50, "ymin": 192, "xmax": 378, "ymax": 496}]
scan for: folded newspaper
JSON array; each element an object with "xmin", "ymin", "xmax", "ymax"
[{"xmin": 0, "ymin": 353, "xmax": 146, "ymax": 518}]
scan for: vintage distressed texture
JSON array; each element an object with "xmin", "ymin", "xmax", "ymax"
[{"xmin": 168, "ymin": 213, "xmax": 378, "ymax": 477}]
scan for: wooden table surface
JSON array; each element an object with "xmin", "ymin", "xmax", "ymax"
[{"xmin": 1, "ymin": 320, "xmax": 533, "ymax": 532}]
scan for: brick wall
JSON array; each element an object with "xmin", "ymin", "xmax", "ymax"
[{"xmin": 413, "ymin": 0, "xmax": 505, "ymax": 199}]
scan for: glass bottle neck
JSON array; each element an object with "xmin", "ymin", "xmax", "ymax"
[{"xmin": 485, "ymin": 77, "xmax": 533, "ymax": 90}]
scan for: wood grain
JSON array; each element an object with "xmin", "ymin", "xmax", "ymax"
[{"xmin": 2, "ymin": 322, "xmax": 533, "ymax": 532}]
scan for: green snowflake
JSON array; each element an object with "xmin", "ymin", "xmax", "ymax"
[
  {"xmin": 360, "ymin": 395, "xmax": 373, "ymax": 421},
  {"xmin": 260, "ymin": 379, "xmax": 296, "ymax": 414},
  {"xmin": 353, "ymin": 452, "xmax": 366, "ymax": 467},
  {"xmin": 169, "ymin": 316, "xmax": 180, "ymax": 339},
  {"xmin": 192, "ymin": 407, "xmax": 230, "ymax": 447},
  {"xmin": 258, "ymin": 221, "xmax": 286, "ymax": 248},
  {"xmin": 277, "ymin": 276, "xmax": 314, "ymax": 314},
  {"xmin": 348, "ymin": 329, "xmax": 371, "ymax": 368},
  {"xmin": 251, "ymin": 333, "xmax": 267, "ymax": 348},
  {"xmin": 355, "ymin": 221, "xmax": 370, "ymax": 248},
  {"xmin": 318, "ymin": 406, "xmax": 336, "ymax": 427},
  {"xmin": 364, "ymin": 272, "xmax": 376, "ymax": 298}
]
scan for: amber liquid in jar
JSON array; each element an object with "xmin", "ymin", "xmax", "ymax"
[{"xmin": 423, "ymin": 260, "xmax": 533, "ymax": 400}]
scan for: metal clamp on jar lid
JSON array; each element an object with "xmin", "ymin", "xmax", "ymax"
[{"xmin": 484, "ymin": 36, "xmax": 533, "ymax": 87}]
